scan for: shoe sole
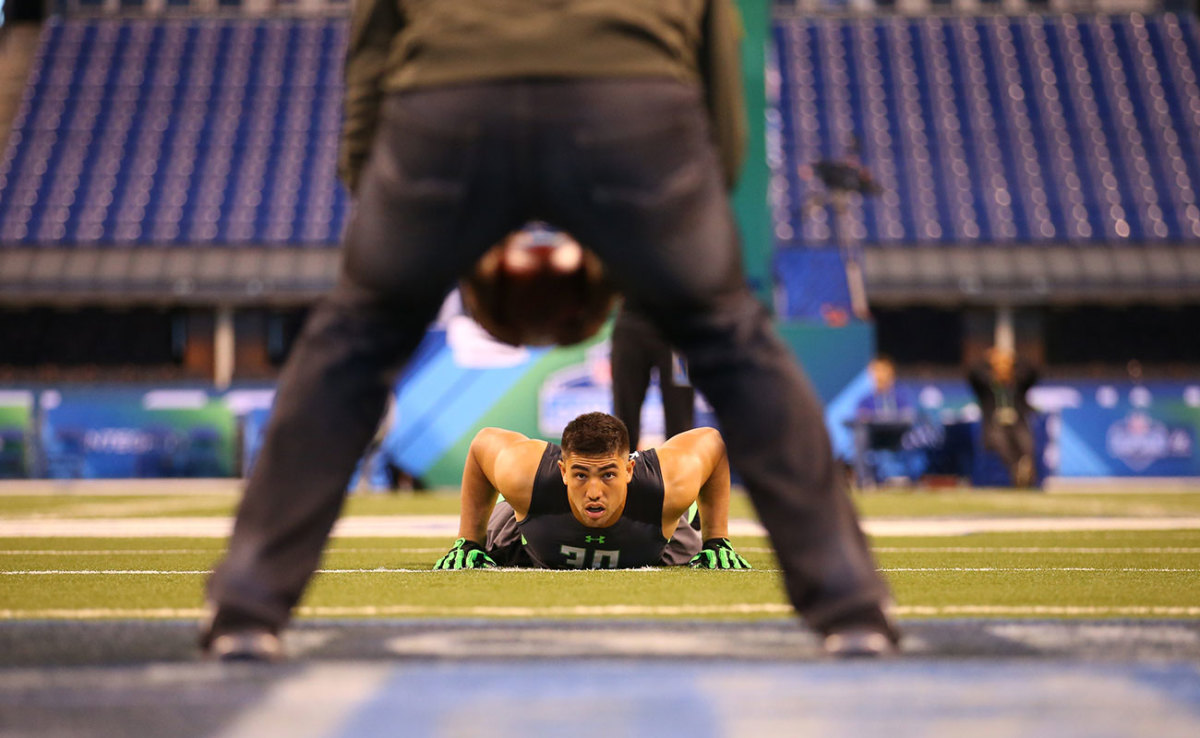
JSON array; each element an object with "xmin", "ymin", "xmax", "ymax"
[{"xmin": 207, "ymin": 632, "xmax": 284, "ymax": 662}]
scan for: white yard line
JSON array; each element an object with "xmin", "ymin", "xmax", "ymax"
[
  {"xmin": 0, "ymin": 604, "xmax": 797, "ymax": 619},
  {"xmin": 0, "ymin": 607, "xmax": 211, "ymax": 618},
  {"xmin": 0, "ymin": 567, "xmax": 720, "ymax": 575},
  {"xmin": 6, "ymin": 546, "xmax": 1197, "ymax": 557},
  {"xmin": 0, "ymin": 516, "xmax": 454, "ymax": 538},
  {"xmin": 894, "ymin": 605, "xmax": 1200, "ymax": 617},
  {"xmin": 881, "ymin": 567, "xmax": 1200, "ymax": 573},
  {"xmin": 0, "ymin": 548, "xmax": 445, "ymax": 555},
  {"xmin": 863, "ymin": 517, "xmax": 1200, "ymax": 536},
  {"xmin": 741, "ymin": 546, "xmax": 1200, "ymax": 554},
  {"xmin": 3, "ymin": 603, "xmax": 1200, "ymax": 620},
  {"xmin": 1045, "ymin": 477, "xmax": 1200, "ymax": 494},
  {"xmin": 872, "ymin": 547, "xmax": 1200, "ymax": 554},
  {"xmin": 0, "ymin": 479, "xmax": 243, "ymax": 496},
  {"xmin": 3, "ymin": 515, "xmax": 1200, "ymax": 538},
  {"xmin": 6, "ymin": 566, "xmax": 1198, "ymax": 576}
]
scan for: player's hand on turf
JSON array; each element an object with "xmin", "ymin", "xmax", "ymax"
[
  {"xmin": 434, "ymin": 538, "xmax": 497, "ymax": 569},
  {"xmin": 689, "ymin": 538, "xmax": 751, "ymax": 569}
]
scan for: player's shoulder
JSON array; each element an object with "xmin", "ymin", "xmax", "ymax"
[
  {"xmin": 492, "ymin": 437, "xmax": 549, "ymax": 496},
  {"xmin": 655, "ymin": 427, "xmax": 724, "ymax": 480},
  {"xmin": 657, "ymin": 427, "xmax": 724, "ymax": 461}
]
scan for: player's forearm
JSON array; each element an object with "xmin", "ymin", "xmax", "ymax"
[
  {"xmin": 457, "ymin": 443, "xmax": 498, "ymax": 543},
  {"xmin": 697, "ymin": 453, "xmax": 732, "ymax": 541}
]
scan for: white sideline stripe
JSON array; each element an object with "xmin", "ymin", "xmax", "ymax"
[
  {"xmin": 217, "ymin": 664, "xmax": 394, "ymax": 738},
  {"xmin": 0, "ymin": 479, "xmax": 242, "ymax": 496},
  {"xmin": 8, "ymin": 566, "xmax": 1200, "ymax": 576},
  {"xmin": 873, "ymin": 547, "xmax": 1200, "ymax": 554},
  {"xmin": 0, "ymin": 548, "xmax": 446, "ymax": 556},
  {"xmin": 4, "ymin": 603, "xmax": 1200, "ymax": 620},
  {"xmin": 0, "ymin": 568, "xmax": 684, "ymax": 575},
  {"xmin": 741, "ymin": 546, "xmax": 1200, "ymax": 555},
  {"xmin": 0, "ymin": 568, "xmax": 490, "ymax": 575},
  {"xmin": 882, "ymin": 567, "xmax": 1200, "ymax": 573},
  {"xmin": 893, "ymin": 605, "xmax": 1200, "ymax": 617},
  {"xmin": 11, "ymin": 546, "xmax": 1192, "ymax": 556},
  {"xmin": 3, "ymin": 515, "xmax": 1200, "ymax": 538},
  {"xmin": 0, "ymin": 607, "xmax": 210, "ymax": 618},
  {"xmin": 4, "ymin": 570, "xmax": 215, "ymax": 575},
  {"xmin": 864, "ymin": 517, "xmax": 1200, "ymax": 536},
  {"xmin": 0, "ymin": 549, "xmax": 215, "ymax": 556},
  {"xmin": 0, "ymin": 604, "xmax": 796, "ymax": 619},
  {"xmin": 6, "ymin": 546, "xmax": 1197, "ymax": 557}
]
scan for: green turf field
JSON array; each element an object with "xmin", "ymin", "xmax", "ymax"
[
  {"xmin": 2, "ymin": 487, "xmax": 1199, "ymax": 621},
  {"xmin": 4, "ymin": 486, "xmax": 1200, "ymax": 519}
]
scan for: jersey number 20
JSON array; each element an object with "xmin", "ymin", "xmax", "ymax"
[{"xmin": 560, "ymin": 545, "xmax": 620, "ymax": 569}]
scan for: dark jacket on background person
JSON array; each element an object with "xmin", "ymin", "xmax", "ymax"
[
  {"xmin": 340, "ymin": 0, "xmax": 748, "ymax": 193},
  {"xmin": 968, "ymin": 361, "xmax": 1039, "ymax": 427}
]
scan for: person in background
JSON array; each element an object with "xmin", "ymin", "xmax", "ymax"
[
  {"xmin": 968, "ymin": 347, "xmax": 1039, "ymax": 488},
  {"xmin": 610, "ymin": 305, "xmax": 695, "ymax": 451},
  {"xmin": 852, "ymin": 356, "xmax": 921, "ymax": 487}
]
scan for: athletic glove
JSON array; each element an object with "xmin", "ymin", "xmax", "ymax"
[
  {"xmin": 433, "ymin": 538, "xmax": 497, "ymax": 570},
  {"xmin": 688, "ymin": 538, "xmax": 751, "ymax": 570}
]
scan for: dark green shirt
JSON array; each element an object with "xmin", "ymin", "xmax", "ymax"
[{"xmin": 341, "ymin": 0, "xmax": 747, "ymax": 193}]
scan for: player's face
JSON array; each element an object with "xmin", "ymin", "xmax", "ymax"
[{"xmin": 558, "ymin": 450, "xmax": 634, "ymax": 528}]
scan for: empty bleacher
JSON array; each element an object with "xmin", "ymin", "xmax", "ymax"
[
  {"xmin": 771, "ymin": 12, "xmax": 1200, "ymax": 304},
  {"xmin": 0, "ymin": 16, "xmax": 347, "ymax": 301},
  {"xmin": 0, "ymin": 16, "xmax": 348, "ymax": 246},
  {"xmin": 1, "ymin": 11, "xmax": 1198, "ymax": 306}
]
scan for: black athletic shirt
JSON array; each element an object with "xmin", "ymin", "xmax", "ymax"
[{"xmin": 517, "ymin": 444, "xmax": 668, "ymax": 569}]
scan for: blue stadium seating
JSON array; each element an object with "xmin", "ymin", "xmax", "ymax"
[
  {"xmin": 0, "ymin": 17, "xmax": 349, "ymax": 247},
  {"xmin": 770, "ymin": 12, "xmax": 1200, "ymax": 248},
  {"xmin": 2, "ymin": 13, "xmax": 1199, "ymax": 253}
]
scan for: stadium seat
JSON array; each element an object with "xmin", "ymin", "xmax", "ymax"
[
  {"xmin": 769, "ymin": 12, "xmax": 1200, "ymax": 250},
  {"xmin": 0, "ymin": 17, "xmax": 351, "ymax": 250},
  {"xmin": 2, "ymin": 12, "xmax": 1199, "ymax": 303}
]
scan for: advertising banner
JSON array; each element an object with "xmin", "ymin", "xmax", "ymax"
[
  {"xmin": 39, "ymin": 388, "xmax": 236, "ymax": 479},
  {"xmin": 1056, "ymin": 384, "xmax": 1200, "ymax": 477},
  {"xmin": 0, "ymin": 391, "xmax": 34, "ymax": 478}
]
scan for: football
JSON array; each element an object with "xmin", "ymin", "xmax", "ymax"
[{"xmin": 461, "ymin": 224, "xmax": 617, "ymax": 347}]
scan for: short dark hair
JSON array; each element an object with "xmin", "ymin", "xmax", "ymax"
[{"xmin": 561, "ymin": 412, "xmax": 629, "ymax": 458}]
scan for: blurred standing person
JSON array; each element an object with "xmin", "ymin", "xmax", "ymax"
[
  {"xmin": 611, "ymin": 305, "xmax": 695, "ymax": 450},
  {"xmin": 203, "ymin": 0, "xmax": 897, "ymax": 660},
  {"xmin": 968, "ymin": 347, "xmax": 1039, "ymax": 487}
]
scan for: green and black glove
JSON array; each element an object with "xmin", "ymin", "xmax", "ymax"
[
  {"xmin": 688, "ymin": 538, "xmax": 751, "ymax": 569},
  {"xmin": 434, "ymin": 538, "xmax": 497, "ymax": 570}
]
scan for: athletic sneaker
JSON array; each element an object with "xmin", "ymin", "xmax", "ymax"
[
  {"xmin": 820, "ymin": 606, "xmax": 901, "ymax": 658},
  {"xmin": 823, "ymin": 627, "xmax": 897, "ymax": 658},
  {"xmin": 199, "ymin": 605, "xmax": 283, "ymax": 662},
  {"xmin": 206, "ymin": 630, "xmax": 283, "ymax": 662}
]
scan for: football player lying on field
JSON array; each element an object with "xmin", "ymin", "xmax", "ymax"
[{"xmin": 434, "ymin": 412, "xmax": 751, "ymax": 570}]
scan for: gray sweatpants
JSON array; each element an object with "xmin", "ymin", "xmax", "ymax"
[{"xmin": 485, "ymin": 501, "xmax": 701, "ymax": 567}]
